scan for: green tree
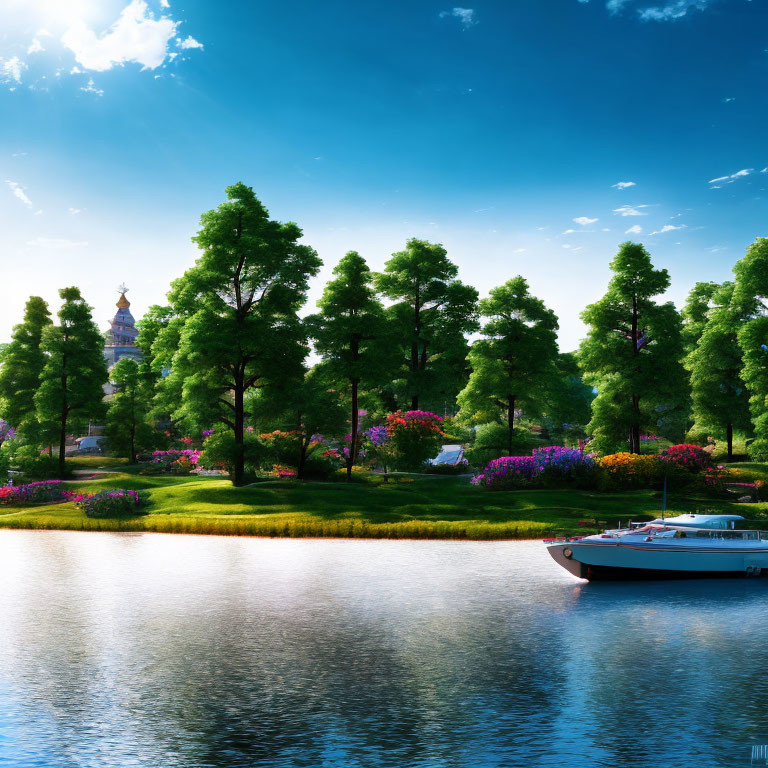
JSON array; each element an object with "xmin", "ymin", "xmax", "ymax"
[
  {"xmin": 681, "ymin": 281, "xmax": 721, "ymax": 356},
  {"xmin": 156, "ymin": 182, "xmax": 321, "ymax": 486},
  {"xmin": 309, "ymin": 251, "xmax": 393, "ymax": 479},
  {"xmin": 734, "ymin": 238, "xmax": 768, "ymax": 460},
  {"xmin": 0, "ymin": 296, "xmax": 52, "ymax": 433},
  {"xmin": 376, "ymin": 238, "xmax": 478, "ymax": 411},
  {"xmin": 686, "ymin": 282, "xmax": 750, "ymax": 461},
  {"xmin": 250, "ymin": 367, "xmax": 347, "ymax": 478},
  {"xmin": 457, "ymin": 277, "xmax": 559, "ymax": 455},
  {"xmin": 105, "ymin": 358, "xmax": 153, "ymax": 462},
  {"xmin": 579, "ymin": 242, "xmax": 686, "ymax": 454},
  {"xmin": 34, "ymin": 288, "xmax": 108, "ymax": 476}
]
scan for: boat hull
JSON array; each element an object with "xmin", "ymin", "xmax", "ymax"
[{"xmin": 547, "ymin": 541, "xmax": 768, "ymax": 581}]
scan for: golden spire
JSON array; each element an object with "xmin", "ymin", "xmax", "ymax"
[{"xmin": 116, "ymin": 283, "xmax": 130, "ymax": 309}]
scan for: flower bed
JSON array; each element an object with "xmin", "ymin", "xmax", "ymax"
[
  {"xmin": 139, "ymin": 449, "xmax": 201, "ymax": 475},
  {"xmin": 71, "ymin": 489, "xmax": 144, "ymax": 518},
  {"xmin": 0, "ymin": 480, "xmax": 69, "ymax": 505},
  {"xmin": 473, "ymin": 447, "xmax": 596, "ymax": 490}
]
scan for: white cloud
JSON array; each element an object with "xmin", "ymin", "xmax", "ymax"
[
  {"xmin": 562, "ymin": 228, "xmax": 577, "ymax": 235},
  {"xmin": 68, "ymin": 207, "xmax": 83, "ymax": 215},
  {"xmin": 177, "ymin": 35, "xmax": 203, "ymax": 50},
  {"xmin": 27, "ymin": 38, "xmax": 45, "ymax": 54},
  {"xmin": 612, "ymin": 181, "xmax": 636, "ymax": 189},
  {"xmin": 600, "ymin": 0, "xmax": 714, "ymax": 20},
  {"xmin": 439, "ymin": 7, "xmax": 477, "ymax": 29},
  {"xmin": 613, "ymin": 204, "xmax": 649, "ymax": 216},
  {"xmin": 573, "ymin": 216, "xmax": 598, "ymax": 226},
  {"xmin": 649, "ymin": 224, "xmax": 686, "ymax": 235},
  {"xmin": 639, "ymin": 1, "xmax": 712, "ymax": 21},
  {"xmin": 625, "ymin": 224, "xmax": 643, "ymax": 234},
  {"xmin": 26, "ymin": 237, "xmax": 89, "ymax": 249},
  {"xmin": 708, "ymin": 168, "xmax": 753, "ymax": 187},
  {"xmin": 160, "ymin": 0, "xmax": 170, "ymax": 6},
  {"xmin": 760, "ymin": 167, "xmax": 768, "ymax": 174},
  {"xmin": 5, "ymin": 180, "xmax": 33, "ymax": 207},
  {"xmin": 601, "ymin": 227, "xmax": 611, "ymax": 232},
  {"xmin": 512, "ymin": 248, "xmax": 526, "ymax": 253},
  {"xmin": 1, "ymin": 56, "xmax": 27, "ymax": 85},
  {"xmin": 562, "ymin": 244, "xmax": 572, "ymax": 249},
  {"xmin": 80, "ymin": 78, "xmax": 104, "ymax": 96},
  {"xmin": 62, "ymin": 0, "xmax": 181, "ymax": 72}
]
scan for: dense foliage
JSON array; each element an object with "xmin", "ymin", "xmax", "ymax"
[{"xmin": 2, "ymin": 183, "xmax": 767, "ymax": 488}]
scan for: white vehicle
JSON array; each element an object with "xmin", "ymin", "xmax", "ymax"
[{"xmin": 546, "ymin": 514, "xmax": 768, "ymax": 580}]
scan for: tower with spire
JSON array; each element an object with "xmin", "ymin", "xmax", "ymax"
[{"xmin": 104, "ymin": 284, "xmax": 143, "ymax": 367}]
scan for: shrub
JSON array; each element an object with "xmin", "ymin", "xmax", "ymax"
[
  {"xmin": 140, "ymin": 449, "xmax": 202, "ymax": 475},
  {"xmin": 598, "ymin": 453, "xmax": 661, "ymax": 489},
  {"xmin": 0, "ymin": 480, "xmax": 68, "ymax": 505},
  {"xmin": 72, "ymin": 489, "xmax": 144, "ymax": 518},
  {"xmin": 473, "ymin": 446, "xmax": 597, "ymax": 490},
  {"xmin": 0, "ymin": 440, "xmax": 61, "ymax": 481},
  {"xmin": 198, "ymin": 431, "xmax": 266, "ymax": 480},
  {"xmin": 532, "ymin": 446, "xmax": 597, "ymax": 485},
  {"xmin": 386, "ymin": 410, "xmax": 445, "ymax": 471},
  {"xmin": 747, "ymin": 438, "xmax": 768, "ymax": 462},
  {"xmin": 659, "ymin": 443, "xmax": 712, "ymax": 473},
  {"xmin": 472, "ymin": 456, "xmax": 537, "ymax": 489},
  {"xmin": 424, "ymin": 460, "xmax": 470, "ymax": 475}
]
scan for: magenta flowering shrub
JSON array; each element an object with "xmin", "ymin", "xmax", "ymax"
[
  {"xmin": 472, "ymin": 446, "xmax": 597, "ymax": 490},
  {"xmin": 659, "ymin": 444, "xmax": 711, "ymax": 473},
  {"xmin": 471, "ymin": 456, "xmax": 538, "ymax": 488},
  {"xmin": 71, "ymin": 489, "xmax": 143, "ymax": 518},
  {"xmin": 0, "ymin": 480, "xmax": 67, "ymax": 505},
  {"xmin": 140, "ymin": 449, "xmax": 201, "ymax": 475}
]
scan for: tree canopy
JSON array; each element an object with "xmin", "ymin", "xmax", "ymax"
[
  {"xmin": 457, "ymin": 276, "xmax": 559, "ymax": 455},
  {"xmin": 155, "ymin": 182, "xmax": 321, "ymax": 485},
  {"xmin": 580, "ymin": 242, "xmax": 687, "ymax": 454}
]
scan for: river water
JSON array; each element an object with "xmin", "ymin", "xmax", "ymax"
[{"xmin": 1, "ymin": 530, "xmax": 767, "ymax": 768}]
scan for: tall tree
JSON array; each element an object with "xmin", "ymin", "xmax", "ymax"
[
  {"xmin": 0, "ymin": 296, "xmax": 52, "ymax": 433},
  {"xmin": 376, "ymin": 238, "xmax": 478, "ymax": 411},
  {"xmin": 35, "ymin": 288, "xmax": 108, "ymax": 476},
  {"xmin": 105, "ymin": 358, "xmax": 153, "ymax": 462},
  {"xmin": 310, "ymin": 251, "xmax": 393, "ymax": 479},
  {"xmin": 734, "ymin": 238, "xmax": 768, "ymax": 460},
  {"xmin": 579, "ymin": 242, "xmax": 686, "ymax": 454},
  {"xmin": 457, "ymin": 277, "xmax": 559, "ymax": 455},
  {"xmin": 681, "ymin": 281, "xmax": 721, "ymax": 356},
  {"xmin": 156, "ymin": 182, "xmax": 321, "ymax": 486},
  {"xmin": 686, "ymin": 282, "xmax": 750, "ymax": 461}
]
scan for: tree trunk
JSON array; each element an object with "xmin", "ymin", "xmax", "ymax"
[
  {"xmin": 726, "ymin": 422, "xmax": 733, "ymax": 462},
  {"xmin": 129, "ymin": 419, "xmax": 136, "ymax": 464},
  {"xmin": 630, "ymin": 395, "xmax": 641, "ymax": 454},
  {"xmin": 348, "ymin": 378, "xmax": 359, "ymax": 482},
  {"xmin": 411, "ymin": 394, "xmax": 419, "ymax": 410},
  {"xmin": 629, "ymin": 294, "xmax": 641, "ymax": 455},
  {"xmin": 297, "ymin": 437, "xmax": 308, "ymax": 480},
  {"xmin": 233, "ymin": 380, "xmax": 245, "ymax": 487},
  {"xmin": 58, "ymin": 370, "xmax": 68, "ymax": 477},
  {"xmin": 507, "ymin": 395, "xmax": 516, "ymax": 456}
]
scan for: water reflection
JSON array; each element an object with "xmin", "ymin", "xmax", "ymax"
[{"xmin": 0, "ymin": 531, "xmax": 765, "ymax": 767}]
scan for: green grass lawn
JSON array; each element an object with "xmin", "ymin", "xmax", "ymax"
[{"xmin": 2, "ymin": 460, "xmax": 766, "ymax": 540}]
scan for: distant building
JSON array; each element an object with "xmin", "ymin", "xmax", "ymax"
[{"xmin": 104, "ymin": 284, "xmax": 143, "ymax": 369}]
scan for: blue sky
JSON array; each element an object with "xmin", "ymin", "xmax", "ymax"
[{"xmin": 1, "ymin": 0, "xmax": 766, "ymax": 350}]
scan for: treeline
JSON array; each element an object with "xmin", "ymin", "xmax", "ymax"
[{"xmin": 1, "ymin": 182, "xmax": 767, "ymax": 485}]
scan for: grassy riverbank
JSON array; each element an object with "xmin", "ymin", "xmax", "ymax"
[{"xmin": 1, "ymin": 458, "xmax": 766, "ymax": 540}]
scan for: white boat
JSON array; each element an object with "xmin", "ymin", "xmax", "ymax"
[{"xmin": 546, "ymin": 514, "xmax": 768, "ymax": 580}]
